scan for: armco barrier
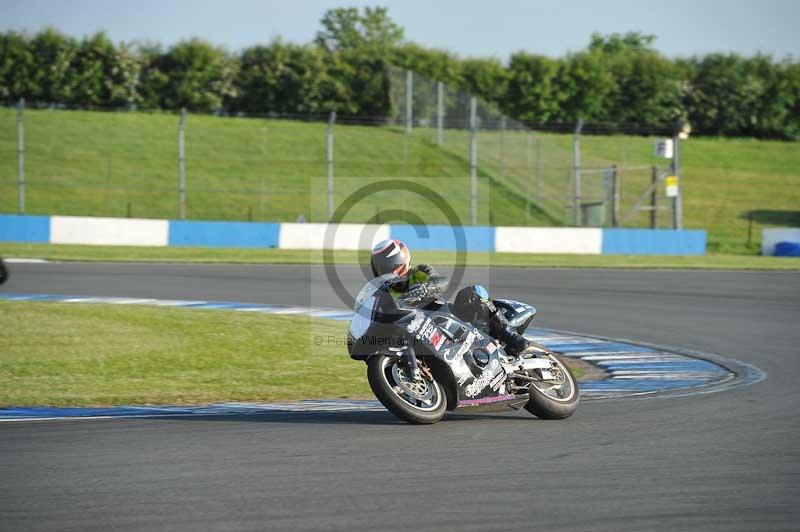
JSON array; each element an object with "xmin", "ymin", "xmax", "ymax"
[
  {"xmin": 0, "ymin": 215, "xmax": 49, "ymax": 243},
  {"xmin": 169, "ymin": 220, "xmax": 280, "ymax": 248},
  {"xmin": 0, "ymin": 215, "xmax": 706, "ymax": 255},
  {"xmin": 762, "ymin": 228, "xmax": 800, "ymax": 256},
  {"xmin": 390, "ymin": 224, "xmax": 494, "ymax": 252},
  {"xmin": 495, "ymin": 227, "xmax": 602, "ymax": 254},
  {"xmin": 50, "ymin": 216, "xmax": 168, "ymax": 247},
  {"xmin": 601, "ymin": 229, "xmax": 706, "ymax": 255},
  {"xmin": 278, "ymin": 223, "xmax": 390, "ymax": 250}
]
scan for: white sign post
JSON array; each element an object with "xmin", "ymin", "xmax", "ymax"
[
  {"xmin": 665, "ymin": 175, "xmax": 679, "ymax": 198},
  {"xmin": 655, "ymin": 139, "xmax": 674, "ymax": 159}
]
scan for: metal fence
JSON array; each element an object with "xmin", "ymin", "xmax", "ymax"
[{"xmin": 1, "ymin": 69, "xmax": 683, "ymax": 228}]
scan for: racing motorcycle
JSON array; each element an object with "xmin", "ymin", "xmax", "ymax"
[{"xmin": 347, "ymin": 274, "xmax": 579, "ymax": 424}]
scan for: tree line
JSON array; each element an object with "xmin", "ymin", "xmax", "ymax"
[{"xmin": 1, "ymin": 7, "xmax": 798, "ymax": 138}]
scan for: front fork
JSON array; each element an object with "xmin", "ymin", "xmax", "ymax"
[{"xmin": 389, "ymin": 344, "xmax": 420, "ymax": 380}]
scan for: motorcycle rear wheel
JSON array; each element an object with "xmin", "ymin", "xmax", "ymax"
[
  {"xmin": 524, "ymin": 354, "xmax": 579, "ymax": 420},
  {"xmin": 367, "ymin": 354, "xmax": 446, "ymax": 424}
]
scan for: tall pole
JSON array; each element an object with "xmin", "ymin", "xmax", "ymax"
[
  {"xmin": 177, "ymin": 108, "xmax": 186, "ymax": 220},
  {"xmin": 535, "ymin": 136, "xmax": 542, "ymax": 206},
  {"xmin": 436, "ymin": 81, "xmax": 444, "ymax": 145},
  {"xmin": 405, "ymin": 70, "xmax": 413, "ymax": 134},
  {"xmin": 16, "ymin": 98, "xmax": 25, "ymax": 215},
  {"xmin": 573, "ymin": 119, "xmax": 584, "ymax": 226},
  {"xmin": 469, "ymin": 97, "xmax": 478, "ymax": 225},
  {"xmin": 650, "ymin": 165, "xmax": 658, "ymax": 229},
  {"xmin": 499, "ymin": 115, "xmax": 506, "ymax": 179},
  {"xmin": 526, "ymin": 132, "xmax": 532, "ymax": 219},
  {"xmin": 611, "ymin": 164, "xmax": 619, "ymax": 227},
  {"xmin": 327, "ymin": 111, "xmax": 336, "ymax": 220},
  {"xmin": 672, "ymin": 133, "xmax": 682, "ymax": 229}
]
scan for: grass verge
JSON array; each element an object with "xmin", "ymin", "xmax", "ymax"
[
  {"xmin": 0, "ymin": 301, "xmax": 369, "ymax": 407},
  {"xmin": 0, "ymin": 301, "xmax": 585, "ymax": 407},
  {"xmin": 2, "ymin": 242, "xmax": 799, "ymax": 270}
]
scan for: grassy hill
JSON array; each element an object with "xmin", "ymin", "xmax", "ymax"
[{"xmin": 1, "ymin": 107, "xmax": 798, "ymax": 253}]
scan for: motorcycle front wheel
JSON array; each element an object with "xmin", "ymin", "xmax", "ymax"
[
  {"xmin": 367, "ymin": 354, "xmax": 446, "ymax": 424},
  {"xmin": 0, "ymin": 259, "xmax": 7, "ymax": 285},
  {"xmin": 524, "ymin": 353, "xmax": 579, "ymax": 420}
]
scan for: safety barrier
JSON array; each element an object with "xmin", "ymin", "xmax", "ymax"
[
  {"xmin": 762, "ymin": 228, "xmax": 800, "ymax": 256},
  {"xmin": 0, "ymin": 215, "xmax": 706, "ymax": 255}
]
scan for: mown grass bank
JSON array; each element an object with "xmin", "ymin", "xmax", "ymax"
[{"xmin": 1, "ymin": 108, "xmax": 798, "ymax": 253}]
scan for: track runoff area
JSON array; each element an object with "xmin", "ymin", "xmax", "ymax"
[{"xmin": 0, "ymin": 293, "xmax": 763, "ymax": 422}]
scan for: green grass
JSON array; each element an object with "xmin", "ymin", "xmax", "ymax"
[
  {"xmin": 0, "ymin": 301, "xmax": 371, "ymax": 406},
  {"xmin": 1, "ymin": 108, "xmax": 798, "ymax": 253},
  {"xmin": 0, "ymin": 301, "xmax": 587, "ymax": 407},
  {"xmin": 2, "ymin": 242, "xmax": 799, "ymax": 270}
]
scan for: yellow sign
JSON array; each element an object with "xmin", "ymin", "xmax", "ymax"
[{"xmin": 665, "ymin": 175, "xmax": 678, "ymax": 198}]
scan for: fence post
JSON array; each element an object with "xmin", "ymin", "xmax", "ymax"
[
  {"xmin": 327, "ymin": 111, "xmax": 336, "ymax": 220},
  {"xmin": 177, "ymin": 108, "xmax": 186, "ymax": 220},
  {"xmin": 572, "ymin": 119, "xmax": 584, "ymax": 226},
  {"xmin": 526, "ymin": 132, "xmax": 532, "ymax": 219},
  {"xmin": 499, "ymin": 115, "xmax": 506, "ymax": 179},
  {"xmin": 436, "ymin": 81, "xmax": 444, "ymax": 145},
  {"xmin": 405, "ymin": 70, "xmax": 413, "ymax": 134},
  {"xmin": 611, "ymin": 164, "xmax": 619, "ymax": 227},
  {"xmin": 650, "ymin": 165, "xmax": 658, "ymax": 229},
  {"xmin": 16, "ymin": 98, "xmax": 25, "ymax": 215},
  {"xmin": 469, "ymin": 97, "xmax": 478, "ymax": 225},
  {"xmin": 535, "ymin": 136, "xmax": 542, "ymax": 207},
  {"xmin": 672, "ymin": 132, "xmax": 682, "ymax": 229}
]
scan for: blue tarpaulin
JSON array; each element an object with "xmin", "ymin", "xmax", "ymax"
[{"xmin": 774, "ymin": 241, "xmax": 800, "ymax": 257}]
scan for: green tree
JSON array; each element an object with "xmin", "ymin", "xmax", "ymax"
[
  {"xmin": 29, "ymin": 28, "xmax": 77, "ymax": 103},
  {"xmin": 460, "ymin": 57, "xmax": 509, "ymax": 107},
  {"xmin": 505, "ymin": 53, "xmax": 561, "ymax": 123},
  {"xmin": 588, "ymin": 32, "xmax": 657, "ymax": 54},
  {"xmin": 0, "ymin": 31, "xmax": 36, "ymax": 101},
  {"xmin": 553, "ymin": 51, "xmax": 615, "ymax": 123},
  {"xmin": 232, "ymin": 40, "xmax": 352, "ymax": 114},
  {"xmin": 144, "ymin": 38, "xmax": 237, "ymax": 111},
  {"xmin": 684, "ymin": 53, "xmax": 781, "ymax": 136},
  {"xmin": 63, "ymin": 32, "xmax": 135, "ymax": 107},
  {"xmin": 315, "ymin": 6, "xmax": 404, "ymax": 53}
]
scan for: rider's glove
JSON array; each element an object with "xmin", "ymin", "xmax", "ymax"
[{"xmin": 405, "ymin": 283, "xmax": 429, "ymax": 302}]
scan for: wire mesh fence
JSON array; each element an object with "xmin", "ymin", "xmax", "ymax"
[{"xmin": 1, "ymin": 67, "xmax": 681, "ymax": 227}]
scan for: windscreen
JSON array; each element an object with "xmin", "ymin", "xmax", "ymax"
[{"xmin": 348, "ymin": 274, "xmax": 398, "ymax": 340}]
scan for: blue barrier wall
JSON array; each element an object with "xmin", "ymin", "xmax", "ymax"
[
  {"xmin": 0, "ymin": 215, "xmax": 50, "ymax": 243},
  {"xmin": 390, "ymin": 224, "xmax": 495, "ymax": 252},
  {"xmin": 168, "ymin": 221, "xmax": 280, "ymax": 248},
  {"xmin": 0, "ymin": 214, "xmax": 708, "ymax": 255},
  {"xmin": 601, "ymin": 229, "xmax": 706, "ymax": 255}
]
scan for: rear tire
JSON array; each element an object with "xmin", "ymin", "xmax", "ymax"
[
  {"xmin": 0, "ymin": 260, "xmax": 7, "ymax": 285},
  {"xmin": 524, "ymin": 354, "xmax": 579, "ymax": 420},
  {"xmin": 367, "ymin": 354, "xmax": 446, "ymax": 424}
]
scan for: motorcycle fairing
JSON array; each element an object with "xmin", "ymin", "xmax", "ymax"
[{"xmin": 494, "ymin": 299, "xmax": 537, "ymax": 333}]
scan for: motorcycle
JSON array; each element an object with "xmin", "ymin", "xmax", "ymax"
[{"xmin": 347, "ymin": 274, "xmax": 579, "ymax": 424}]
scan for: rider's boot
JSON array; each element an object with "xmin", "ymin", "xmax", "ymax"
[{"xmin": 488, "ymin": 310, "xmax": 530, "ymax": 357}]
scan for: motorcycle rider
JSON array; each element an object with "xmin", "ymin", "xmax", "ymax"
[{"xmin": 369, "ymin": 239, "xmax": 530, "ymax": 356}]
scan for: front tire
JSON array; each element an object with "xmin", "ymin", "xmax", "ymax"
[
  {"xmin": 524, "ymin": 354, "xmax": 579, "ymax": 420},
  {"xmin": 0, "ymin": 260, "xmax": 7, "ymax": 285},
  {"xmin": 367, "ymin": 354, "xmax": 446, "ymax": 424}
]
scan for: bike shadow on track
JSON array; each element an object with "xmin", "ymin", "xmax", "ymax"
[{"xmin": 141, "ymin": 410, "xmax": 537, "ymax": 425}]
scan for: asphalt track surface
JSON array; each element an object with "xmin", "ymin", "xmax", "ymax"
[{"xmin": 1, "ymin": 262, "xmax": 799, "ymax": 531}]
